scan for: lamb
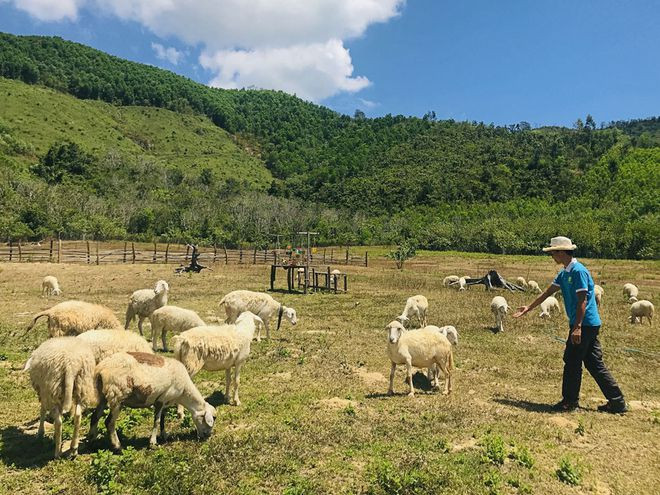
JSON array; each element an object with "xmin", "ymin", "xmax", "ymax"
[
  {"xmin": 25, "ymin": 300, "xmax": 122, "ymax": 337},
  {"xmin": 173, "ymin": 311, "xmax": 264, "ymax": 407},
  {"xmin": 629, "ymin": 300, "xmax": 654, "ymax": 325},
  {"xmin": 26, "ymin": 337, "xmax": 97, "ymax": 458},
  {"xmin": 219, "ymin": 290, "xmax": 297, "ymax": 341},
  {"xmin": 125, "ymin": 280, "xmax": 169, "ymax": 336},
  {"xmin": 90, "ymin": 352, "xmax": 216, "ymax": 451},
  {"xmin": 77, "ymin": 329, "xmax": 153, "ymax": 363},
  {"xmin": 528, "ymin": 280, "xmax": 542, "ymax": 294},
  {"xmin": 490, "ymin": 296, "xmax": 509, "ymax": 332},
  {"xmin": 425, "ymin": 325, "xmax": 459, "ymax": 346},
  {"xmin": 149, "ymin": 305, "xmax": 205, "ymax": 352},
  {"xmin": 442, "ymin": 275, "xmax": 459, "ymax": 287},
  {"xmin": 594, "ymin": 284, "xmax": 604, "ymax": 307},
  {"xmin": 396, "ymin": 295, "xmax": 428, "ymax": 328},
  {"xmin": 458, "ymin": 276, "xmax": 468, "ymax": 291},
  {"xmin": 623, "ymin": 283, "xmax": 639, "ymax": 303},
  {"xmin": 386, "ymin": 320, "xmax": 453, "ymax": 397},
  {"xmin": 41, "ymin": 275, "xmax": 62, "ymax": 297},
  {"xmin": 539, "ymin": 296, "xmax": 561, "ymax": 318},
  {"xmin": 515, "ymin": 277, "xmax": 529, "ymax": 290}
]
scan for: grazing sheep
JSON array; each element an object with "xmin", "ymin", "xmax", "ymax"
[
  {"xmin": 25, "ymin": 300, "xmax": 122, "ymax": 337},
  {"xmin": 539, "ymin": 296, "xmax": 561, "ymax": 318},
  {"xmin": 26, "ymin": 337, "xmax": 97, "ymax": 458},
  {"xmin": 528, "ymin": 280, "xmax": 542, "ymax": 294},
  {"xmin": 125, "ymin": 280, "xmax": 169, "ymax": 336},
  {"xmin": 149, "ymin": 305, "xmax": 205, "ymax": 352},
  {"xmin": 515, "ymin": 277, "xmax": 529, "ymax": 290},
  {"xmin": 41, "ymin": 276, "xmax": 62, "ymax": 297},
  {"xmin": 443, "ymin": 275, "xmax": 460, "ymax": 287},
  {"xmin": 219, "ymin": 290, "xmax": 296, "ymax": 341},
  {"xmin": 386, "ymin": 320, "xmax": 453, "ymax": 397},
  {"xmin": 173, "ymin": 312, "xmax": 263, "ymax": 407},
  {"xmin": 426, "ymin": 325, "xmax": 459, "ymax": 346},
  {"xmin": 629, "ymin": 300, "xmax": 654, "ymax": 325},
  {"xmin": 396, "ymin": 295, "xmax": 428, "ymax": 328},
  {"xmin": 77, "ymin": 329, "xmax": 153, "ymax": 363},
  {"xmin": 594, "ymin": 284, "xmax": 604, "ymax": 307},
  {"xmin": 90, "ymin": 352, "xmax": 216, "ymax": 451},
  {"xmin": 331, "ymin": 269, "xmax": 342, "ymax": 276},
  {"xmin": 490, "ymin": 296, "xmax": 509, "ymax": 332},
  {"xmin": 623, "ymin": 283, "xmax": 639, "ymax": 303}
]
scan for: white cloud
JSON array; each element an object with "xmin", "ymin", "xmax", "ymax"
[
  {"xmin": 358, "ymin": 98, "xmax": 379, "ymax": 109},
  {"xmin": 8, "ymin": 0, "xmax": 405, "ymax": 101},
  {"xmin": 9, "ymin": 0, "xmax": 84, "ymax": 21},
  {"xmin": 151, "ymin": 42, "xmax": 184, "ymax": 65}
]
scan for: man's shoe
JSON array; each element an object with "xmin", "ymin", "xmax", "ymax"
[
  {"xmin": 597, "ymin": 400, "xmax": 628, "ymax": 414},
  {"xmin": 550, "ymin": 400, "xmax": 579, "ymax": 412}
]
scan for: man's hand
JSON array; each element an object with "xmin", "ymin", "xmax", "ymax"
[
  {"xmin": 571, "ymin": 325, "xmax": 582, "ymax": 345},
  {"xmin": 513, "ymin": 306, "xmax": 529, "ymax": 318}
]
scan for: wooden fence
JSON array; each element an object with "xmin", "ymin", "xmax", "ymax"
[{"xmin": 0, "ymin": 240, "xmax": 368, "ymax": 267}]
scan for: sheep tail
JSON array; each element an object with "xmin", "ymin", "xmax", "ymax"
[
  {"xmin": 173, "ymin": 337, "xmax": 199, "ymax": 376},
  {"xmin": 62, "ymin": 362, "xmax": 75, "ymax": 413}
]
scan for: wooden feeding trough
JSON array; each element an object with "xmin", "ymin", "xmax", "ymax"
[{"xmin": 270, "ymin": 264, "xmax": 348, "ymax": 293}]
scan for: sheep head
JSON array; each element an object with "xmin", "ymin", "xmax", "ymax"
[
  {"xmin": 386, "ymin": 321, "xmax": 405, "ymax": 344},
  {"xmin": 283, "ymin": 307, "xmax": 297, "ymax": 325},
  {"xmin": 154, "ymin": 280, "xmax": 169, "ymax": 294},
  {"xmin": 192, "ymin": 402, "xmax": 216, "ymax": 440}
]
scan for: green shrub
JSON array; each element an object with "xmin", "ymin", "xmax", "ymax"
[{"xmin": 556, "ymin": 456, "xmax": 582, "ymax": 485}]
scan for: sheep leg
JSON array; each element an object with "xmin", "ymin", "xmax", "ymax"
[
  {"xmin": 37, "ymin": 404, "xmax": 47, "ymax": 439},
  {"xmin": 107, "ymin": 405, "xmax": 122, "ymax": 452},
  {"xmin": 388, "ymin": 362, "xmax": 397, "ymax": 395},
  {"xmin": 68, "ymin": 403, "xmax": 82, "ymax": 458},
  {"xmin": 406, "ymin": 360, "xmax": 414, "ymax": 397},
  {"xmin": 224, "ymin": 369, "xmax": 232, "ymax": 403},
  {"xmin": 137, "ymin": 316, "xmax": 145, "ymax": 336},
  {"xmin": 161, "ymin": 328, "xmax": 169, "ymax": 352},
  {"xmin": 53, "ymin": 406, "xmax": 62, "ymax": 459},
  {"xmin": 176, "ymin": 404, "xmax": 185, "ymax": 420},
  {"xmin": 264, "ymin": 319, "xmax": 270, "ymax": 341},
  {"xmin": 124, "ymin": 306, "xmax": 134, "ymax": 330},
  {"xmin": 233, "ymin": 364, "xmax": 242, "ymax": 406},
  {"xmin": 151, "ymin": 323, "xmax": 160, "ymax": 351},
  {"xmin": 150, "ymin": 403, "xmax": 164, "ymax": 448},
  {"xmin": 88, "ymin": 399, "xmax": 106, "ymax": 439}
]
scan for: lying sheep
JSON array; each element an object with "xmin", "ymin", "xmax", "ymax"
[
  {"xmin": 25, "ymin": 300, "xmax": 122, "ymax": 337},
  {"xmin": 125, "ymin": 280, "xmax": 169, "ymax": 336},
  {"xmin": 490, "ymin": 296, "xmax": 509, "ymax": 332},
  {"xmin": 594, "ymin": 284, "xmax": 604, "ymax": 307},
  {"xmin": 443, "ymin": 275, "xmax": 460, "ymax": 287},
  {"xmin": 77, "ymin": 329, "xmax": 153, "ymax": 363},
  {"xmin": 629, "ymin": 300, "xmax": 654, "ymax": 325},
  {"xmin": 26, "ymin": 337, "xmax": 97, "ymax": 458},
  {"xmin": 516, "ymin": 277, "xmax": 529, "ymax": 290},
  {"xmin": 173, "ymin": 311, "xmax": 263, "ymax": 408},
  {"xmin": 528, "ymin": 280, "xmax": 542, "ymax": 294},
  {"xmin": 396, "ymin": 295, "xmax": 428, "ymax": 328},
  {"xmin": 386, "ymin": 320, "xmax": 453, "ymax": 396},
  {"xmin": 149, "ymin": 305, "xmax": 205, "ymax": 352},
  {"xmin": 539, "ymin": 296, "xmax": 561, "ymax": 318},
  {"xmin": 42, "ymin": 276, "xmax": 62, "ymax": 297},
  {"xmin": 219, "ymin": 290, "xmax": 296, "ymax": 341},
  {"xmin": 623, "ymin": 283, "xmax": 639, "ymax": 303},
  {"xmin": 90, "ymin": 352, "xmax": 216, "ymax": 451}
]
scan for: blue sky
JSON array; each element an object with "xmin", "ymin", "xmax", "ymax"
[{"xmin": 1, "ymin": 0, "xmax": 658, "ymax": 127}]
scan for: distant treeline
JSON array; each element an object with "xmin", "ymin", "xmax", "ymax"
[{"xmin": 0, "ymin": 33, "xmax": 658, "ymax": 259}]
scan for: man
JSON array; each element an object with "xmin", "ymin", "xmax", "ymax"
[{"xmin": 513, "ymin": 236, "xmax": 627, "ymax": 413}]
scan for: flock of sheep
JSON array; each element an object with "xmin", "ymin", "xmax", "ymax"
[{"xmin": 20, "ymin": 272, "xmax": 655, "ymax": 459}]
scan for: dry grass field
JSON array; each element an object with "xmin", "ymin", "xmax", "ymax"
[{"xmin": 0, "ymin": 252, "xmax": 658, "ymax": 494}]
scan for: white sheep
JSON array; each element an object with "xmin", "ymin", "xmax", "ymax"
[
  {"xmin": 442, "ymin": 275, "xmax": 459, "ymax": 287},
  {"xmin": 173, "ymin": 311, "xmax": 264, "ymax": 407},
  {"xmin": 528, "ymin": 280, "xmax": 542, "ymax": 294},
  {"xmin": 219, "ymin": 290, "xmax": 296, "ymax": 341},
  {"xmin": 490, "ymin": 296, "xmax": 509, "ymax": 332},
  {"xmin": 125, "ymin": 280, "xmax": 169, "ymax": 336},
  {"xmin": 623, "ymin": 283, "xmax": 639, "ymax": 303},
  {"xmin": 396, "ymin": 295, "xmax": 428, "ymax": 328},
  {"xmin": 25, "ymin": 300, "xmax": 122, "ymax": 337},
  {"xmin": 539, "ymin": 296, "xmax": 561, "ymax": 318},
  {"xmin": 458, "ymin": 277, "xmax": 468, "ymax": 291},
  {"xmin": 41, "ymin": 275, "xmax": 62, "ymax": 297},
  {"xmin": 386, "ymin": 320, "xmax": 453, "ymax": 397},
  {"xmin": 515, "ymin": 277, "xmax": 528, "ymax": 289},
  {"xmin": 149, "ymin": 305, "xmax": 205, "ymax": 352},
  {"xmin": 594, "ymin": 284, "xmax": 604, "ymax": 307},
  {"xmin": 26, "ymin": 337, "xmax": 97, "ymax": 458},
  {"xmin": 77, "ymin": 328, "xmax": 153, "ymax": 363},
  {"xmin": 629, "ymin": 300, "xmax": 654, "ymax": 325},
  {"xmin": 90, "ymin": 351, "xmax": 216, "ymax": 451},
  {"xmin": 425, "ymin": 325, "xmax": 459, "ymax": 346}
]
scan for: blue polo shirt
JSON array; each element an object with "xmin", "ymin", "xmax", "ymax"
[{"xmin": 552, "ymin": 259, "xmax": 601, "ymax": 327}]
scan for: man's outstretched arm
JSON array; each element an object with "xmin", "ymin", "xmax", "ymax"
[{"xmin": 513, "ymin": 284, "xmax": 559, "ymax": 318}]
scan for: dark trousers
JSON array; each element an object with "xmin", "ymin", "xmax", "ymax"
[{"xmin": 562, "ymin": 325, "xmax": 624, "ymax": 403}]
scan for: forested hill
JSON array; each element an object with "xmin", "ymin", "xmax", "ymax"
[{"xmin": 0, "ymin": 32, "xmax": 658, "ymax": 259}]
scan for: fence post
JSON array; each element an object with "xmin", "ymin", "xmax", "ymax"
[
  {"xmin": 213, "ymin": 245, "xmax": 217, "ymax": 263},
  {"xmin": 152, "ymin": 242, "xmax": 157, "ymax": 263},
  {"xmin": 165, "ymin": 243, "xmax": 170, "ymax": 263},
  {"xmin": 123, "ymin": 242, "xmax": 127, "ymax": 263},
  {"xmin": 264, "ymin": 248, "xmax": 267, "ymax": 263},
  {"xmin": 131, "ymin": 242, "xmax": 136, "ymax": 264},
  {"xmin": 18, "ymin": 241, "xmax": 22, "ymax": 262},
  {"xmin": 185, "ymin": 245, "xmax": 190, "ymax": 262},
  {"xmin": 8, "ymin": 240, "xmax": 12, "ymax": 261},
  {"xmin": 323, "ymin": 249, "xmax": 326, "ymax": 263},
  {"xmin": 326, "ymin": 266, "xmax": 331, "ymax": 290},
  {"xmin": 365, "ymin": 251, "xmax": 368, "ymax": 267},
  {"xmin": 239, "ymin": 247, "xmax": 243, "ymax": 263},
  {"xmin": 49, "ymin": 239, "xmax": 54, "ymax": 262},
  {"xmin": 86, "ymin": 241, "xmax": 90, "ymax": 264},
  {"xmin": 96, "ymin": 241, "xmax": 100, "ymax": 265},
  {"xmin": 58, "ymin": 238, "xmax": 62, "ymax": 263},
  {"xmin": 345, "ymin": 248, "xmax": 349, "ymax": 264},
  {"xmin": 253, "ymin": 246, "xmax": 257, "ymax": 264},
  {"xmin": 270, "ymin": 265, "xmax": 276, "ymax": 290},
  {"xmin": 223, "ymin": 245, "xmax": 228, "ymax": 264}
]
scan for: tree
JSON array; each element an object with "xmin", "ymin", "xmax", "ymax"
[
  {"xmin": 32, "ymin": 141, "xmax": 95, "ymax": 184},
  {"xmin": 386, "ymin": 240, "xmax": 417, "ymax": 270}
]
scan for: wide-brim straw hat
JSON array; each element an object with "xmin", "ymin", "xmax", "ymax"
[{"xmin": 542, "ymin": 236, "xmax": 577, "ymax": 252}]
